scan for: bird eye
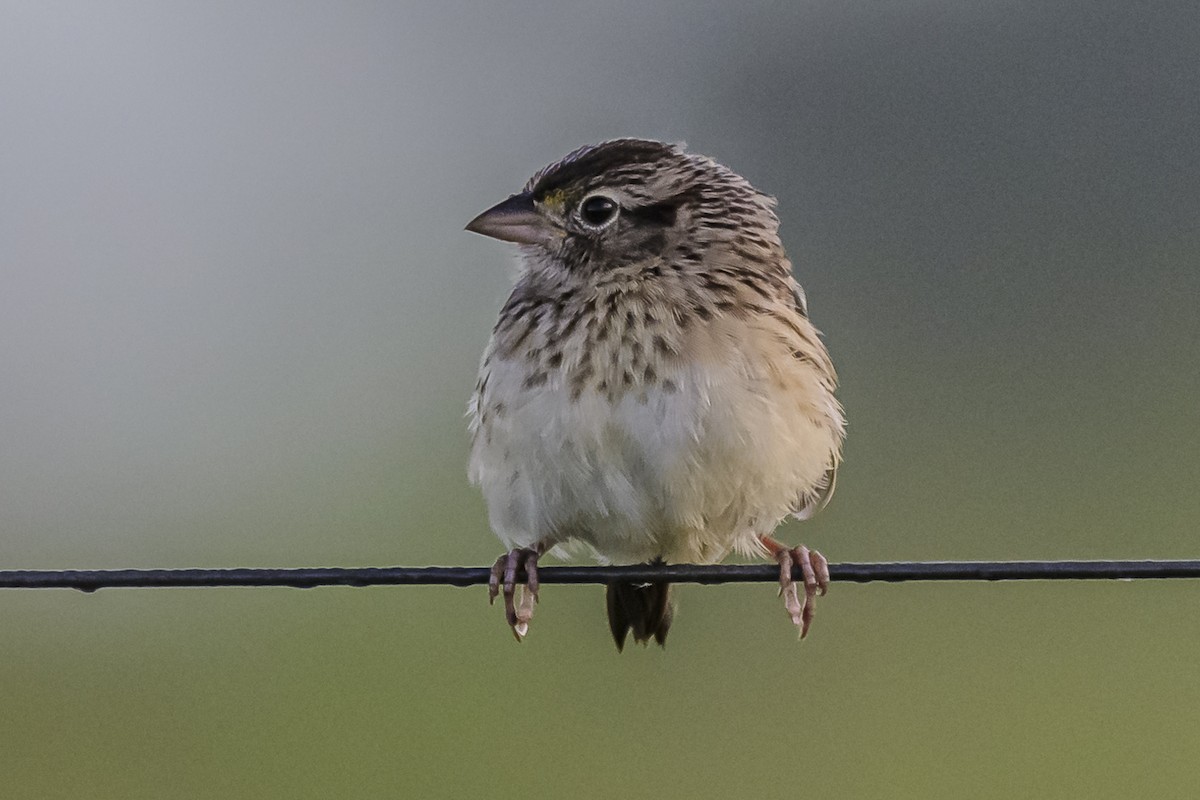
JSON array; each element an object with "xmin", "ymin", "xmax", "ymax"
[{"xmin": 578, "ymin": 195, "xmax": 619, "ymax": 228}]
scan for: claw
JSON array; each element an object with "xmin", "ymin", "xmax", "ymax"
[
  {"xmin": 488, "ymin": 554, "xmax": 506, "ymax": 605},
  {"xmin": 797, "ymin": 545, "xmax": 818, "ymax": 595},
  {"xmin": 525, "ymin": 554, "xmax": 540, "ymax": 602},
  {"xmin": 514, "ymin": 587, "xmax": 534, "ymax": 638},
  {"xmin": 777, "ymin": 548, "xmax": 803, "ymax": 627},
  {"xmin": 811, "ymin": 548, "xmax": 830, "ymax": 597}
]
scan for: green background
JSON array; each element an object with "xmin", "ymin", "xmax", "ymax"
[{"xmin": 3, "ymin": 2, "xmax": 1198, "ymax": 796}]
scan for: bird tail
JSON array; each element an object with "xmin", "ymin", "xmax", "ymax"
[{"xmin": 606, "ymin": 574, "xmax": 673, "ymax": 652}]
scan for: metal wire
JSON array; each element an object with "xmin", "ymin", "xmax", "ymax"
[{"xmin": 1, "ymin": 560, "xmax": 1199, "ymax": 592}]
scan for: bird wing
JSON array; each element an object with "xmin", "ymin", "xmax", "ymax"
[
  {"xmin": 791, "ymin": 463, "xmax": 838, "ymax": 521},
  {"xmin": 791, "ymin": 282, "xmax": 809, "ymax": 318},
  {"xmin": 788, "ymin": 278, "xmax": 840, "ymax": 521}
]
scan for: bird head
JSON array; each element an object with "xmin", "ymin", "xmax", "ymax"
[{"xmin": 465, "ymin": 139, "xmax": 782, "ymax": 276}]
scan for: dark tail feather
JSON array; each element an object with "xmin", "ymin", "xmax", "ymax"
[{"xmin": 606, "ymin": 577, "xmax": 673, "ymax": 652}]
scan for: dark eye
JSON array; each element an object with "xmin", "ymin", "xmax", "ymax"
[{"xmin": 579, "ymin": 195, "xmax": 618, "ymax": 227}]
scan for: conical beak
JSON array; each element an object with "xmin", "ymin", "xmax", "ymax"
[{"xmin": 465, "ymin": 192, "xmax": 550, "ymax": 246}]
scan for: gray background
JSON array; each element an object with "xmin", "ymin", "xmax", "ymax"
[{"xmin": 2, "ymin": 2, "xmax": 1198, "ymax": 797}]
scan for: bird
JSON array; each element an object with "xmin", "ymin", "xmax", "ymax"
[{"xmin": 464, "ymin": 139, "xmax": 844, "ymax": 649}]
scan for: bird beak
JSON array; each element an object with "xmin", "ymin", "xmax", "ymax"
[{"xmin": 465, "ymin": 192, "xmax": 551, "ymax": 246}]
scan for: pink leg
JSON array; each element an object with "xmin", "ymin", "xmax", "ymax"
[{"xmin": 760, "ymin": 536, "xmax": 830, "ymax": 639}]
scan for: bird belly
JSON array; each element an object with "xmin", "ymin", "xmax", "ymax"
[
  {"xmin": 470, "ymin": 357, "xmax": 683, "ymax": 561},
  {"xmin": 469, "ymin": 347, "xmax": 839, "ymax": 565}
]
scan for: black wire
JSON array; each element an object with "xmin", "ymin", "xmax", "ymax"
[{"xmin": 1, "ymin": 560, "xmax": 1199, "ymax": 592}]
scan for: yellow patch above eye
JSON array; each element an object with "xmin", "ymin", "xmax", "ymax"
[{"xmin": 540, "ymin": 189, "xmax": 568, "ymax": 212}]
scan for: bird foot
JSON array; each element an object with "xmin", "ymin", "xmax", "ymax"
[
  {"xmin": 764, "ymin": 541, "xmax": 829, "ymax": 639},
  {"xmin": 488, "ymin": 548, "xmax": 541, "ymax": 640}
]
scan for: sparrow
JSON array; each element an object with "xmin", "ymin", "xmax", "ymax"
[{"xmin": 465, "ymin": 139, "xmax": 844, "ymax": 649}]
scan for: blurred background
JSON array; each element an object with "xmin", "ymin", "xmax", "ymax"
[{"xmin": 2, "ymin": 1, "xmax": 1198, "ymax": 796}]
